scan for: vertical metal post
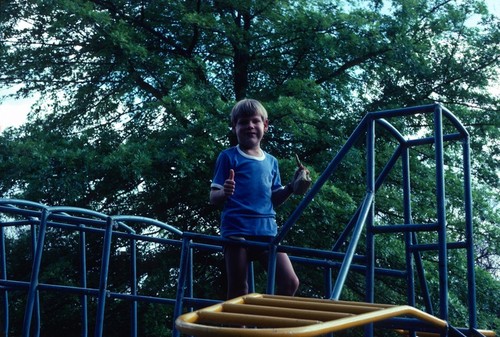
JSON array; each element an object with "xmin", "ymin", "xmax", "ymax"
[
  {"xmin": 434, "ymin": 105, "xmax": 449, "ymax": 321},
  {"xmin": 172, "ymin": 236, "xmax": 191, "ymax": 337},
  {"xmin": 248, "ymin": 261, "xmax": 255, "ymax": 293},
  {"xmin": 364, "ymin": 117, "xmax": 376, "ymax": 337},
  {"xmin": 365, "ymin": 116, "xmax": 376, "ymax": 304},
  {"xmin": 402, "ymin": 145, "xmax": 416, "ymax": 307},
  {"xmin": 187, "ymin": 245, "xmax": 194, "ymax": 312},
  {"xmin": 22, "ymin": 210, "xmax": 49, "ymax": 337},
  {"xmin": 266, "ymin": 243, "xmax": 278, "ymax": 295},
  {"xmin": 0, "ymin": 224, "xmax": 9, "ymax": 336},
  {"xmin": 130, "ymin": 238, "xmax": 138, "ymax": 337},
  {"xmin": 324, "ymin": 267, "xmax": 332, "ymax": 299},
  {"xmin": 78, "ymin": 225, "xmax": 88, "ymax": 337},
  {"xmin": 463, "ymin": 136, "xmax": 477, "ymax": 330},
  {"xmin": 94, "ymin": 217, "xmax": 114, "ymax": 337}
]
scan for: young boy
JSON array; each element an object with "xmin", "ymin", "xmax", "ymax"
[{"xmin": 210, "ymin": 98, "xmax": 301, "ymax": 299}]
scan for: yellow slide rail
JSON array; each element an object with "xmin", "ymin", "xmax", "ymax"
[{"xmin": 175, "ymin": 293, "xmax": 457, "ymax": 337}]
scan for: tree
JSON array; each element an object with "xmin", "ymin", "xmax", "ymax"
[{"xmin": 0, "ymin": 0, "xmax": 499, "ymax": 335}]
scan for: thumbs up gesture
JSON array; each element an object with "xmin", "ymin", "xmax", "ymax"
[
  {"xmin": 291, "ymin": 154, "xmax": 311, "ymax": 195},
  {"xmin": 223, "ymin": 169, "xmax": 235, "ymax": 197}
]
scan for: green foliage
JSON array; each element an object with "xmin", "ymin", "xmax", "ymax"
[{"xmin": 0, "ymin": 0, "xmax": 499, "ymax": 335}]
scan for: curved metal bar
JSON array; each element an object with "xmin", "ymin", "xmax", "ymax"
[
  {"xmin": 112, "ymin": 215, "xmax": 183, "ymax": 236},
  {"xmin": 48, "ymin": 206, "xmax": 109, "ymax": 219},
  {"xmin": 441, "ymin": 106, "xmax": 469, "ymax": 137},
  {"xmin": 0, "ymin": 199, "xmax": 48, "ymax": 209},
  {"xmin": 175, "ymin": 293, "xmax": 450, "ymax": 337},
  {"xmin": 375, "ymin": 118, "xmax": 406, "ymax": 144}
]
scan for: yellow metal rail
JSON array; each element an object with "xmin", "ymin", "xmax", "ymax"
[{"xmin": 175, "ymin": 293, "xmax": 458, "ymax": 337}]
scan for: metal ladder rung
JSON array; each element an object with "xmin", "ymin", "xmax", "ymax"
[
  {"xmin": 244, "ymin": 296, "xmax": 384, "ymax": 314},
  {"xmin": 222, "ymin": 302, "xmax": 353, "ymax": 321},
  {"xmin": 198, "ymin": 311, "xmax": 321, "ymax": 328}
]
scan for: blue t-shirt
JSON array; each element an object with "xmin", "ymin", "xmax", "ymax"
[{"xmin": 211, "ymin": 145, "xmax": 284, "ymax": 237}]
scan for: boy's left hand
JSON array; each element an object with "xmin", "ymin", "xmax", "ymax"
[{"xmin": 291, "ymin": 155, "xmax": 312, "ymax": 195}]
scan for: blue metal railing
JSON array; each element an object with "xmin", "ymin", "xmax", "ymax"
[{"xmin": 0, "ymin": 104, "xmax": 481, "ymax": 336}]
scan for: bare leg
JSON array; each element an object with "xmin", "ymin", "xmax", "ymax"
[
  {"xmin": 225, "ymin": 244, "xmax": 249, "ymax": 299},
  {"xmin": 254, "ymin": 248, "xmax": 299, "ymax": 296},
  {"xmin": 274, "ymin": 252, "xmax": 300, "ymax": 296}
]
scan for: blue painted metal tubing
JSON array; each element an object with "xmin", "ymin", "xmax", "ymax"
[
  {"xmin": 365, "ymin": 116, "xmax": 376, "ymax": 306},
  {"xmin": 265, "ymin": 243, "xmax": 279, "ymax": 295},
  {"xmin": 462, "ymin": 136, "xmax": 477, "ymax": 329},
  {"xmin": 402, "ymin": 145, "xmax": 416, "ymax": 311},
  {"xmin": 130, "ymin": 237, "xmax": 138, "ymax": 337},
  {"xmin": 22, "ymin": 209, "xmax": 49, "ymax": 337},
  {"xmin": 172, "ymin": 236, "xmax": 192, "ymax": 337},
  {"xmin": 0, "ymin": 224, "xmax": 8, "ymax": 336},
  {"xmin": 94, "ymin": 216, "xmax": 114, "ymax": 337},
  {"xmin": 78, "ymin": 224, "xmax": 89, "ymax": 337},
  {"xmin": 274, "ymin": 114, "xmax": 369, "ymax": 244},
  {"xmin": 330, "ymin": 192, "xmax": 374, "ymax": 300},
  {"xmin": 434, "ymin": 105, "xmax": 449, "ymax": 321}
]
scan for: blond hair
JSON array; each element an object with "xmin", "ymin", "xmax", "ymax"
[{"xmin": 230, "ymin": 99, "xmax": 268, "ymax": 126}]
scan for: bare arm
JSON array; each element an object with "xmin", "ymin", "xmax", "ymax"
[
  {"xmin": 209, "ymin": 169, "xmax": 235, "ymax": 206},
  {"xmin": 210, "ymin": 188, "xmax": 229, "ymax": 206},
  {"xmin": 272, "ymin": 183, "xmax": 294, "ymax": 207}
]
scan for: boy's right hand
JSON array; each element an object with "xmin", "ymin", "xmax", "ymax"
[{"xmin": 223, "ymin": 169, "xmax": 235, "ymax": 197}]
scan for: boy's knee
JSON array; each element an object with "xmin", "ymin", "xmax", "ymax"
[
  {"xmin": 290, "ymin": 275, "xmax": 300, "ymax": 295},
  {"xmin": 278, "ymin": 275, "xmax": 299, "ymax": 296}
]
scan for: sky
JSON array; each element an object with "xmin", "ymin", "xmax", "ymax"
[{"xmin": 0, "ymin": 0, "xmax": 498, "ymax": 133}]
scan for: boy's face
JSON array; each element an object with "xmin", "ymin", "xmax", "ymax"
[{"xmin": 233, "ymin": 113, "xmax": 269, "ymax": 151}]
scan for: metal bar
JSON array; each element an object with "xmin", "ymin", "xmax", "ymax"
[
  {"xmin": 371, "ymin": 224, "xmax": 440, "ymax": 233},
  {"xmin": 410, "ymin": 242, "xmax": 467, "ymax": 251},
  {"xmin": 405, "ymin": 133, "xmax": 463, "ymax": 147},
  {"xmin": 274, "ymin": 115, "xmax": 369, "ymax": 244},
  {"xmin": 368, "ymin": 104, "xmax": 437, "ymax": 119},
  {"xmin": 402, "ymin": 145, "xmax": 415, "ymax": 310},
  {"xmin": 333, "ymin": 143, "xmax": 402, "ymax": 252},
  {"xmin": 175, "ymin": 295, "xmax": 449, "ymax": 337},
  {"xmin": 22, "ymin": 209, "xmax": 49, "ymax": 337},
  {"xmin": 172, "ymin": 236, "xmax": 192, "ymax": 337},
  {"xmin": 222, "ymin": 302, "xmax": 353, "ymax": 320},
  {"xmin": 434, "ymin": 105, "xmax": 449, "ymax": 321},
  {"xmin": 78, "ymin": 225, "xmax": 88, "ymax": 337},
  {"xmin": 364, "ymin": 114, "xmax": 376, "ymax": 337},
  {"xmin": 288, "ymin": 256, "xmax": 406, "ymax": 278},
  {"xmin": 94, "ymin": 216, "xmax": 114, "ymax": 337},
  {"xmin": 462, "ymin": 135, "xmax": 477, "ymax": 330},
  {"xmin": 197, "ymin": 310, "xmax": 320, "ymax": 327},
  {"xmin": 331, "ymin": 192, "xmax": 374, "ymax": 300},
  {"xmin": 365, "ymin": 117, "xmax": 376, "ymax": 306},
  {"xmin": 265, "ymin": 243, "xmax": 278, "ymax": 295},
  {"xmin": 187, "ymin": 245, "xmax": 194, "ymax": 311},
  {"xmin": 411, "ymin": 232, "xmax": 434, "ymax": 315},
  {"xmin": 0, "ymin": 224, "xmax": 8, "ymax": 337},
  {"xmin": 112, "ymin": 215, "xmax": 183, "ymax": 236},
  {"xmin": 130, "ymin": 238, "xmax": 138, "ymax": 337},
  {"xmin": 248, "ymin": 262, "xmax": 255, "ymax": 293},
  {"xmin": 441, "ymin": 106, "xmax": 469, "ymax": 137}
]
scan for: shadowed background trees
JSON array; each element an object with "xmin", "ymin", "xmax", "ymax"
[{"xmin": 0, "ymin": 0, "xmax": 498, "ymax": 336}]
